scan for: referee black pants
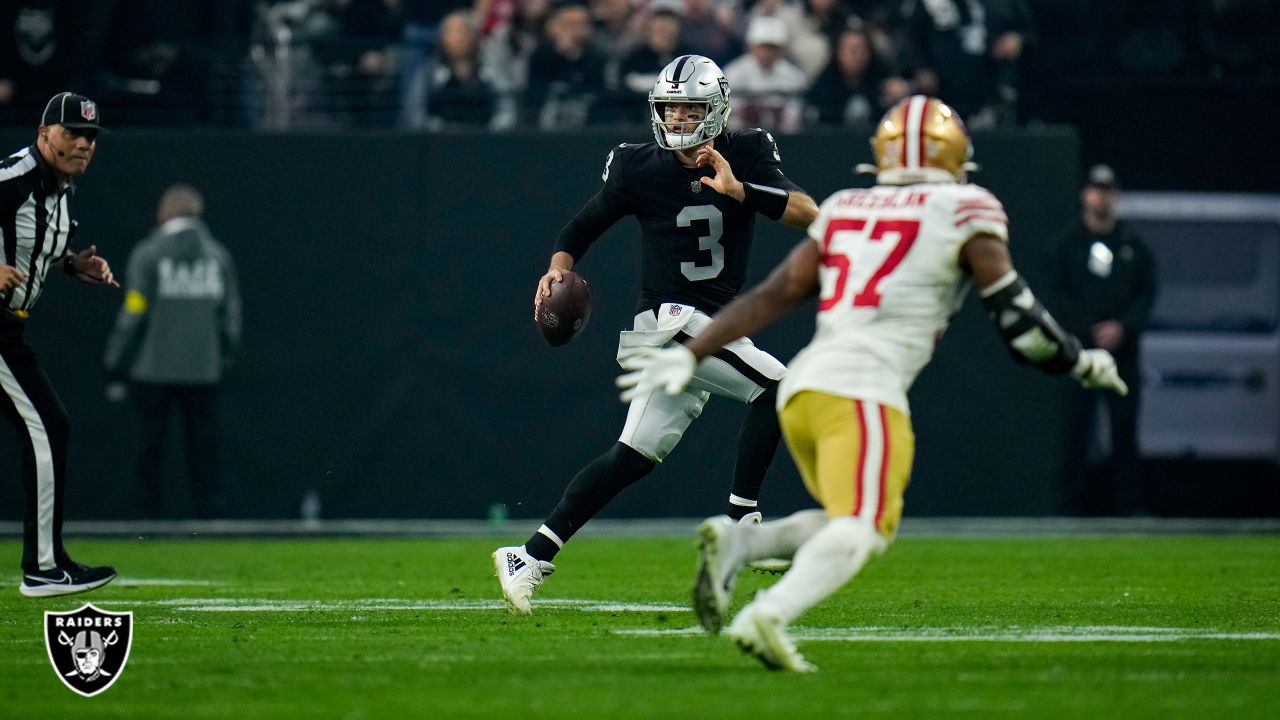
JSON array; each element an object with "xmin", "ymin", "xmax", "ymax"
[{"xmin": 0, "ymin": 316, "xmax": 72, "ymax": 573}]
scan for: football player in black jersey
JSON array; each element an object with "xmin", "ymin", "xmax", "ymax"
[{"xmin": 494, "ymin": 55, "xmax": 818, "ymax": 614}]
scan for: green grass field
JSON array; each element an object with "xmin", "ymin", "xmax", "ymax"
[{"xmin": 1, "ymin": 534, "xmax": 1278, "ymax": 719}]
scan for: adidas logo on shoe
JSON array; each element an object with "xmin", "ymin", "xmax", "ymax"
[
  {"xmin": 506, "ymin": 553, "xmax": 526, "ymax": 575},
  {"xmin": 492, "ymin": 546, "xmax": 554, "ymax": 616}
]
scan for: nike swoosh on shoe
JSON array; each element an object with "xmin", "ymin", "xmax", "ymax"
[{"xmin": 25, "ymin": 571, "xmax": 72, "ymax": 584}]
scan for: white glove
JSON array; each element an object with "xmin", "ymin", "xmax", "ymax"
[
  {"xmin": 615, "ymin": 345, "xmax": 697, "ymax": 402},
  {"xmin": 1071, "ymin": 348, "xmax": 1128, "ymax": 396}
]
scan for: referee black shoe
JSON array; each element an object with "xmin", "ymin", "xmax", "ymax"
[{"xmin": 20, "ymin": 562, "xmax": 117, "ymax": 598}]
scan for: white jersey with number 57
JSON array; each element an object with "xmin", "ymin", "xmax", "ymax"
[{"xmin": 778, "ymin": 182, "xmax": 1009, "ymax": 415}]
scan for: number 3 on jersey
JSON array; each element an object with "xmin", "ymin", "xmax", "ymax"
[
  {"xmin": 819, "ymin": 218, "xmax": 920, "ymax": 310},
  {"xmin": 678, "ymin": 205, "xmax": 724, "ymax": 281}
]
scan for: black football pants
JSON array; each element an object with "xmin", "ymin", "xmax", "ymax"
[{"xmin": 0, "ymin": 316, "xmax": 73, "ymax": 573}]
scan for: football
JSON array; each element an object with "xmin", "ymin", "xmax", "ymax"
[{"xmin": 536, "ymin": 271, "xmax": 592, "ymax": 347}]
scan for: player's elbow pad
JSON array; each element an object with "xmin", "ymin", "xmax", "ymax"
[{"xmin": 979, "ymin": 271, "xmax": 1081, "ymax": 375}]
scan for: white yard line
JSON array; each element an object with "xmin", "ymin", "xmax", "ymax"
[
  {"xmin": 611, "ymin": 626, "xmax": 1280, "ymax": 642},
  {"xmin": 88, "ymin": 597, "xmax": 689, "ymax": 613},
  {"xmin": 79, "ymin": 595, "xmax": 1280, "ymax": 642},
  {"xmin": 111, "ymin": 578, "xmax": 218, "ymax": 586}
]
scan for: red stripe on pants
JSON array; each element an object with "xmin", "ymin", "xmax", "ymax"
[
  {"xmin": 874, "ymin": 403, "xmax": 891, "ymax": 529},
  {"xmin": 852, "ymin": 399, "xmax": 867, "ymax": 516}
]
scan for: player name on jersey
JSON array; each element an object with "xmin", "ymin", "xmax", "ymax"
[{"xmin": 835, "ymin": 189, "xmax": 930, "ymax": 210}]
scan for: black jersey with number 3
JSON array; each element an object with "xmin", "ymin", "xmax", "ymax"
[{"xmin": 554, "ymin": 129, "xmax": 803, "ymax": 314}]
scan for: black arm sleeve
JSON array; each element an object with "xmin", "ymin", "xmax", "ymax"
[
  {"xmin": 552, "ymin": 148, "xmax": 634, "ymax": 261},
  {"xmin": 552, "ymin": 187, "xmax": 631, "ymax": 261},
  {"xmin": 980, "ymin": 271, "xmax": 1082, "ymax": 375}
]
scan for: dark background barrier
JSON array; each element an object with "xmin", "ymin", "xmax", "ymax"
[{"xmin": 0, "ymin": 127, "xmax": 1081, "ymax": 521}]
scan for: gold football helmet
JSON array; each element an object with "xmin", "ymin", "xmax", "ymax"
[{"xmin": 860, "ymin": 95, "xmax": 976, "ymax": 185}]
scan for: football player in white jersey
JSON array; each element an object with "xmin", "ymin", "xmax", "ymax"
[{"xmin": 616, "ymin": 95, "xmax": 1129, "ymax": 672}]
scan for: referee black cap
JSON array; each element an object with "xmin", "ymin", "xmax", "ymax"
[{"xmin": 41, "ymin": 92, "xmax": 105, "ymax": 131}]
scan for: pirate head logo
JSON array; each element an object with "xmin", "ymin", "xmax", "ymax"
[{"xmin": 44, "ymin": 604, "xmax": 133, "ymax": 697}]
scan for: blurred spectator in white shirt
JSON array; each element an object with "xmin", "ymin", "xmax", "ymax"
[
  {"xmin": 745, "ymin": 0, "xmax": 846, "ymax": 82},
  {"xmin": 723, "ymin": 14, "xmax": 807, "ymax": 133}
]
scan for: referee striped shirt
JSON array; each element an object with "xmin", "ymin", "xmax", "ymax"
[{"xmin": 1, "ymin": 145, "xmax": 74, "ymax": 314}]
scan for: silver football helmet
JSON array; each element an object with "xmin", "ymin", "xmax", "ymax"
[{"xmin": 649, "ymin": 55, "xmax": 732, "ymax": 151}]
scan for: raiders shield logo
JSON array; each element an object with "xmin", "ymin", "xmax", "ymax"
[{"xmin": 44, "ymin": 604, "xmax": 133, "ymax": 697}]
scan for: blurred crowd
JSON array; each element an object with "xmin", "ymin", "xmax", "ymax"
[{"xmin": 1, "ymin": 0, "xmax": 1277, "ymax": 131}]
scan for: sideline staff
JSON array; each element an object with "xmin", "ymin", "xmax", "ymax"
[
  {"xmin": 105, "ymin": 184, "xmax": 242, "ymax": 518},
  {"xmin": 1050, "ymin": 164, "xmax": 1157, "ymax": 515}
]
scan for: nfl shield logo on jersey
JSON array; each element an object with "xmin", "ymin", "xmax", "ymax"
[
  {"xmin": 690, "ymin": 180, "xmax": 702, "ymax": 194},
  {"xmin": 44, "ymin": 604, "xmax": 133, "ymax": 697}
]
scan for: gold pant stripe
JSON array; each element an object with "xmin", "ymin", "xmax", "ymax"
[{"xmin": 780, "ymin": 391, "xmax": 915, "ymax": 538}]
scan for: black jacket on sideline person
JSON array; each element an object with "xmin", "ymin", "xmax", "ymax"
[{"xmin": 1050, "ymin": 219, "xmax": 1157, "ymax": 365}]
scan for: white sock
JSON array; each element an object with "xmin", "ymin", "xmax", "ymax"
[
  {"xmin": 740, "ymin": 509, "xmax": 828, "ymax": 562},
  {"xmin": 752, "ymin": 517, "xmax": 885, "ymax": 624}
]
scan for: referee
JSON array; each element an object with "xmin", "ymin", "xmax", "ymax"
[{"xmin": 1, "ymin": 92, "xmax": 119, "ymax": 597}]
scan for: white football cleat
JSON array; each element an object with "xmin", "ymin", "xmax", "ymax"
[
  {"xmin": 726, "ymin": 602, "xmax": 816, "ymax": 673},
  {"xmin": 492, "ymin": 546, "xmax": 554, "ymax": 615},
  {"xmin": 738, "ymin": 512, "xmax": 792, "ymax": 576},
  {"xmin": 692, "ymin": 515, "xmax": 744, "ymax": 634}
]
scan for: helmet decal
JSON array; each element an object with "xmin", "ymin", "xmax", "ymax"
[{"xmin": 665, "ymin": 55, "xmax": 696, "ymax": 86}]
